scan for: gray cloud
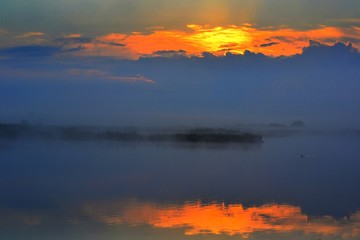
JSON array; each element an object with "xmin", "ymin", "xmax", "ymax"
[
  {"xmin": 0, "ymin": 29, "xmax": 8, "ymax": 35},
  {"xmin": 271, "ymin": 36, "xmax": 293, "ymax": 43},
  {"xmin": 151, "ymin": 50, "xmax": 187, "ymax": 58},
  {"xmin": 260, "ymin": 42, "xmax": 279, "ymax": 47},
  {"xmin": 55, "ymin": 36, "xmax": 92, "ymax": 45},
  {"xmin": 95, "ymin": 40, "xmax": 126, "ymax": 47},
  {"xmin": 68, "ymin": 69, "xmax": 155, "ymax": 84},
  {"xmin": 0, "ymin": 45, "xmax": 61, "ymax": 58}
]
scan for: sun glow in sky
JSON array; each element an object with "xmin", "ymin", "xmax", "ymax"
[
  {"xmin": 1, "ymin": 0, "xmax": 360, "ymax": 59},
  {"xmin": 61, "ymin": 24, "xmax": 358, "ymax": 59},
  {"xmin": 185, "ymin": 24, "xmax": 252, "ymax": 54}
]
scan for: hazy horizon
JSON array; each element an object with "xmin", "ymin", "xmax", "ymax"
[{"xmin": 1, "ymin": 40, "xmax": 360, "ymax": 128}]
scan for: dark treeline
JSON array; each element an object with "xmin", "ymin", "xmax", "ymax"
[{"xmin": 0, "ymin": 123, "xmax": 263, "ymax": 143}]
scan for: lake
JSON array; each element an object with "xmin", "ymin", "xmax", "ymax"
[{"xmin": 1, "ymin": 130, "xmax": 360, "ymax": 239}]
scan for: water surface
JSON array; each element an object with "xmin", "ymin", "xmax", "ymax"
[{"xmin": 1, "ymin": 132, "xmax": 360, "ymax": 239}]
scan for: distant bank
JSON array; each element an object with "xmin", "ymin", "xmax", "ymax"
[{"xmin": 0, "ymin": 123, "xmax": 262, "ymax": 144}]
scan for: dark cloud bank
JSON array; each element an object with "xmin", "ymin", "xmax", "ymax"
[{"xmin": 0, "ymin": 41, "xmax": 359, "ymax": 128}]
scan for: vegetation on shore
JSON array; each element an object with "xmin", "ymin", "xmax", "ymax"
[{"xmin": 0, "ymin": 123, "xmax": 262, "ymax": 144}]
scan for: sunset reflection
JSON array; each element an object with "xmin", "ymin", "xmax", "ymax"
[{"xmin": 84, "ymin": 199, "xmax": 360, "ymax": 239}]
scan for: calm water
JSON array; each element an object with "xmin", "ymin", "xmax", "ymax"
[{"xmin": 1, "ymin": 132, "xmax": 360, "ymax": 239}]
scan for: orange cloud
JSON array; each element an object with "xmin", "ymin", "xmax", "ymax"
[
  {"xmin": 245, "ymin": 26, "xmax": 345, "ymax": 56},
  {"xmin": 17, "ymin": 32, "xmax": 45, "ymax": 38},
  {"xmin": 63, "ymin": 33, "xmax": 83, "ymax": 39},
  {"xmin": 67, "ymin": 25, "xmax": 359, "ymax": 59},
  {"xmin": 84, "ymin": 199, "xmax": 360, "ymax": 239}
]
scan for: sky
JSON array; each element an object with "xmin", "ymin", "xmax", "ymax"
[
  {"xmin": 0, "ymin": 0, "xmax": 360, "ymax": 126},
  {"xmin": 1, "ymin": 0, "xmax": 360, "ymax": 58}
]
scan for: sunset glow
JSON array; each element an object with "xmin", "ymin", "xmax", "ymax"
[{"xmin": 62, "ymin": 24, "xmax": 360, "ymax": 59}]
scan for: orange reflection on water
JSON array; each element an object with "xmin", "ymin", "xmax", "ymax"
[{"xmin": 84, "ymin": 199, "xmax": 360, "ymax": 238}]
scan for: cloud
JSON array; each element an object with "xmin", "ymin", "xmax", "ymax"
[
  {"xmin": 64, "ymin": 34, "xmax": 82, "ymax": 38},
  {"xmin": 151, "ymin": 50, "xmax": 187, "ymax": 58},
  {"xmin": 68, "ymin": 69, "xmax": 155, "ymax": 84},
  {"xmin": 56, "ymin": 24, "xmax": 359, "ymax": 59},
  {"xmin": 331, "ymin": 18, "xmax": 360, "ymax": 24},
  {"xmin": 61, "ymin": 46, "xmax": 86, "ymax": 53},
  {"xmin": 94, "ymin": 33, "xmax": 127, "ymax": 46},
  {"xmin": 17, "ymin": 32, "xmax": 45, "ymax": 38},
  {"xmin": 302, "ymin": 40, "xmax": 358, "ymax": 57},
  {"xmin": 3, "ymin": 25, "xmax": 359, "ymax": 60},
  {"xmin": 97, "ymin": 41, "xmax": 125, "ymax": 47},
  {"xmin": 0, "ymin": 45, "xmax": 61, "ymax": 58},
  {"xmin": 11, "ymin": 32, "xmax": 48, "ymax": 45},
  {"xmin": 201, "ymin": 52, "xmax": 217, "ymax": 59},
  {"xmin": 108, "ymin": 75, "xmax": 155, "ymax": 83},
  {"xmin": 260, "ymin": 42, "xmax": 279, "ymax": 47},
  {"xmin": 342, "ymin": 26, "xmax": 360, "ymax": 41},
  {"xmin": 55, "ymin": 35, "xmax": 92, "ymax": 45},
  {"xmin": 270, "ymin": 36, "xmax": 293, "ymax": 43},
  {"xmin": 0, "ymin": 29, "xmax": 8, "ymax": 35},
  {"xmin": 59, "ymin": 34, "xmax": 132, "ymax": 59}
]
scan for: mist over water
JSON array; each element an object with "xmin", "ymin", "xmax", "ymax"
[{"xmin": 1, "ymin": 129, "xmax": 360, "ymax": 239}]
